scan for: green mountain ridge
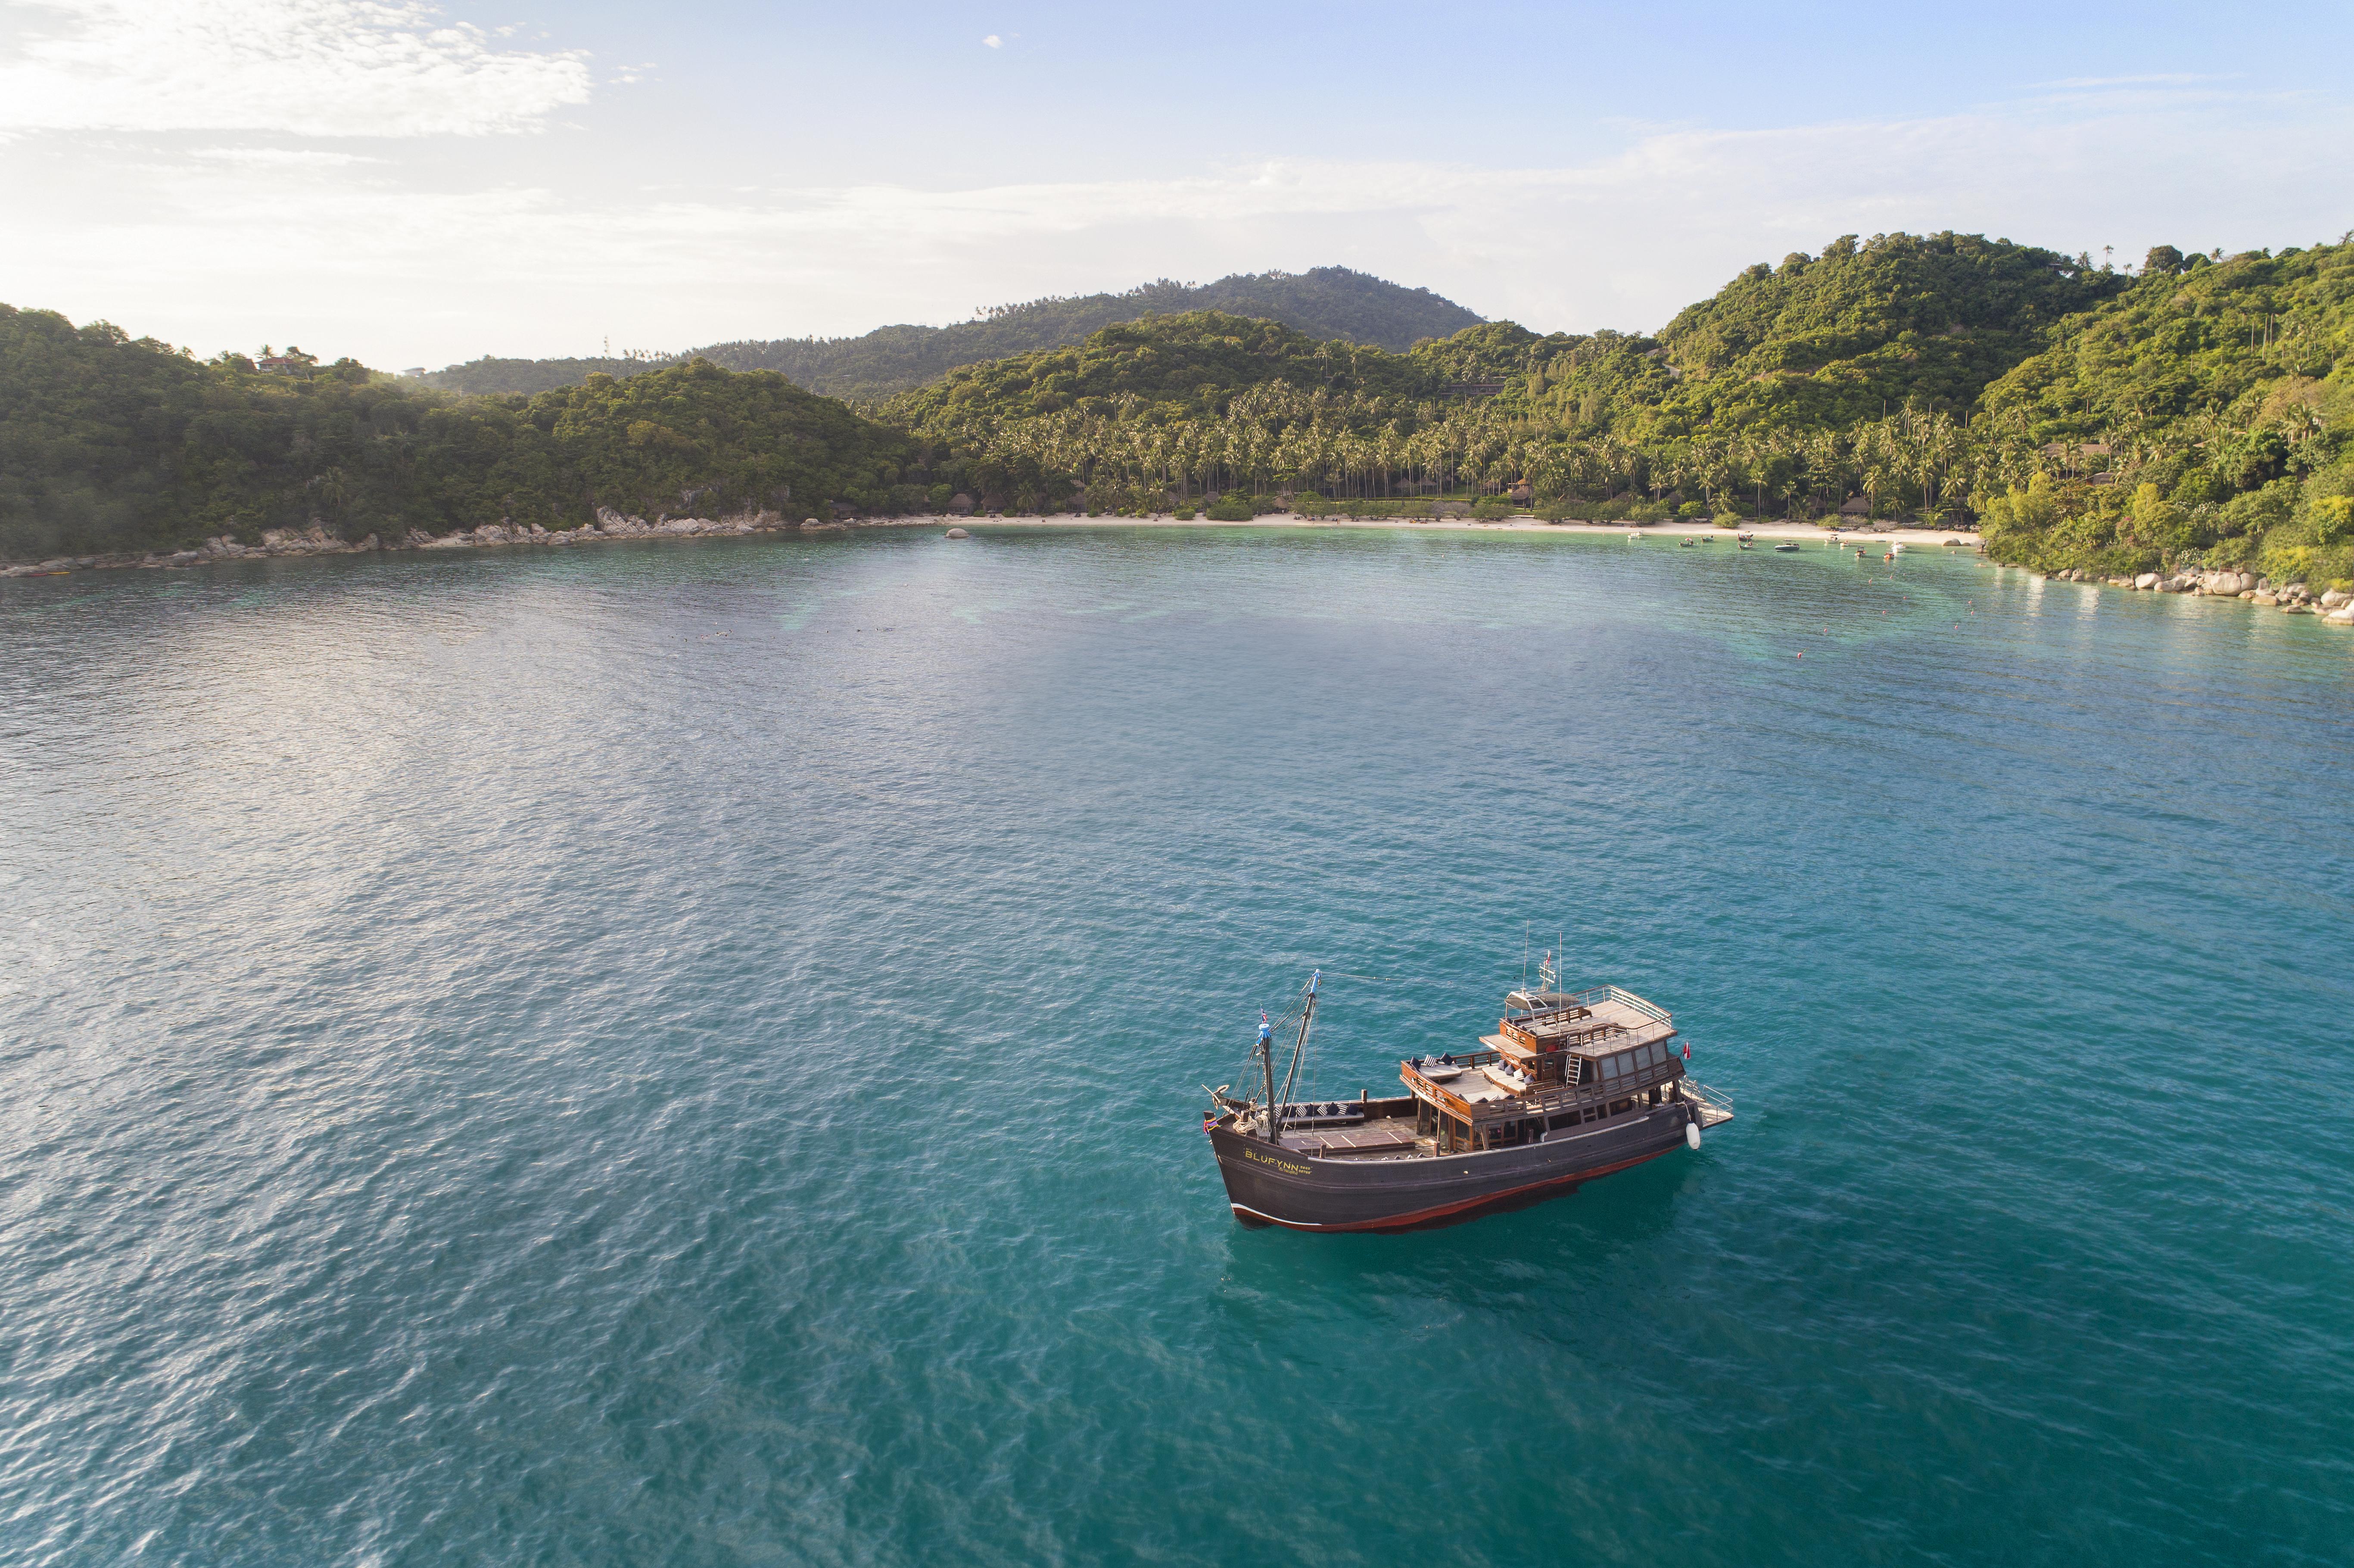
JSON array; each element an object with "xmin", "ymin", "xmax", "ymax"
[
  {"xmin": 415, "ymin": 267, "xmax": 1484, "ymax": 401},
  {"xmin": 875, "ymin": 232, "xmax": 2354, "ymax": 585},
  {"xmin": 7, "ymin": 231, "xmax": 2350, "ymax": 588}
]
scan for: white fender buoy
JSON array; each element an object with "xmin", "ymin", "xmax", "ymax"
[{"xmin": 1685, "ymin": 1121, "xmax": 1702, "ymax": 1151}]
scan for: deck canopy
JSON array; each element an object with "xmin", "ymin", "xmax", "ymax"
[{"xmin": 1402, "ymin": 984, "xmax": 1687, "ymax": 1127}]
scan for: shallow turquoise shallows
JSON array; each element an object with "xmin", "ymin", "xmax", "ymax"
[{"xmin": 3, "ymin": 528, "xmax": 2351, "ymax": 1567}]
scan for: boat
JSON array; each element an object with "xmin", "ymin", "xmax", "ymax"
[
  {"xmin": 1202, "ymin": 968, "xmax": 1734, "ymax": 1232},
  {"xmin": 1681, "ymin": 538, "xmax": 1697, "ymax": 548},
  {"xmin": 1773, "ymin": 542, "xmax": 1800, "ymax": 552},
  {"xmin": 1739, "ymin": 541, "xmax": 1753, "ymax": 550}
]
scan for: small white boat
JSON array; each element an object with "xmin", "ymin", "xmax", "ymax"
[{"xmin": 1627, "ymin": 531, "xmax": 1641, "ymax": 541}]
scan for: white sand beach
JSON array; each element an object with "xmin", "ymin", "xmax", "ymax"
[{"xmin": 963, "ymin": 513, "xmax": 1977, "ymax": 547}]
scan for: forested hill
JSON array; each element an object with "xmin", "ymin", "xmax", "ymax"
[
  {"xmin": 1404, "ymin": 232, "xmax": 2128, "ymax": 438},
  {"xmin": 9, "ymin": 231, "xmax": 2351, "ymax": 590},
  {"xmin": 0, "ymin": 305, "xmax": 913, "ymax": 563},
  {"xmin": 875, "ymin": 233, "xmax": 2353, "ymax": 587},
  {"xmin": 881, "ymin": 234, "xmax": 2137, "ymax": 475},
  {"xmin": 415, "ymin": 267, "xmax": 1484, "ymax": 401}
]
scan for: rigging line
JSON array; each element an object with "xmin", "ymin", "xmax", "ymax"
[{"xmin": 1312, "ymin": 969, "xmax": 1488, "ymax": 989}]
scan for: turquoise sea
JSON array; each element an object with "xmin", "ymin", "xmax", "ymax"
[{"xmin": 3, "ymin": 526, "xmax": 2351, "ymax": 1566}]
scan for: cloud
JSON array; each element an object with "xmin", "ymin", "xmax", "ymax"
[
  {"xmin": 186, "ymin": 145, "xmax": 386, "ymax": 165},
  {"xmin": 981, "ymin": 34, "xmax": 1000, "ymax": 48},
  {"xmin": 0, "ymin": 0, "xmax": 592, "ymax": 136},
  {"xmin": 1, "ymin": 84, "xmax": 2345, "ymax": 367},
  {"xmin": 2033, "ymin": 72, "xmax": 2227, "ymax": 89}
]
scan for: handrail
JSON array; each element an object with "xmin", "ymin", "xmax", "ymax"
[
  {"xmin": 1680, "ymin": 1077, "xmax": 1734, "ymax": 1114},
  {"xmin": 1567, "ymin": 983, "xmax": 1673, "ymax": 1026},
  {"xmin": 1404, "ymin": 1053, "xmax": 1685, "ymax": 1121}
]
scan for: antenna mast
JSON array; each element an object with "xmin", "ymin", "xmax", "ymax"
[
  {"xmin": 1255, "ymin": 1013, "xmax": 1280, "ymax": 1143},
  {"xmin": 1279, "ymin": 971, "xmax": 1320, "ymax": 1114}
]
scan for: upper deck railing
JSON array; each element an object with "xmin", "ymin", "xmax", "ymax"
[
  {"xmin": 1505, "ymin": 984, "xmax": 1672, "ymax": 1028},
  {"xmin": 1402, "ymin": 1045, "xmax": 1683, "ymax": 1124},
  {"xmin": 1572, "ymin": 984, "xmax": 1673, "ymax": 1026}
]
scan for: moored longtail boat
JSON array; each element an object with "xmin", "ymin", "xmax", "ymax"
[{"xmin": 1203, "ymin": 968, "xmax": 1732, "ymax": 1232}]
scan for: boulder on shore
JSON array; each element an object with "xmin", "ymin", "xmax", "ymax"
[{"xmin": 2134, "ymin": 572, "xmax": 2160, "ymax": 589}]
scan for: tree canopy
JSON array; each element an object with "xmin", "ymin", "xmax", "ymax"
[
  {"xmin": 868, "ymin": 234, "xmax": 2354, "ymax": 586},
  {"xmin": 10, "ymin": 231, "xmax": 2353, "ymax": 589},
  {"xmin": 0, "ymin": 305, "xmax": 913, "ymax": 561}
]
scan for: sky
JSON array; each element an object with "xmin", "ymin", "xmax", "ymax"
[{"xmin": 1, "ymin": 0, "xmax": 2350, "ymax": 371}]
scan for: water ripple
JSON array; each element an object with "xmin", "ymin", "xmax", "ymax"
[{"xmin": 1, "ymin": 530, "xmax": 2349, "ymax": 1566}]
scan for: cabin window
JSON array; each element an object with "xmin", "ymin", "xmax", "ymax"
[
  {"xmin": 1610, "ymin": 1098, "xmax": 1633, "ymax": 1117},
  {"xmin": 1638, "ymin": 1043, "xmax": 1657, "ymax": 1068}
]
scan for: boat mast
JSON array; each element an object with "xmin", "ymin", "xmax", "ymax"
[
  {"xmin": 1256, "ymin": 1014, "xmax": 1280, "ymax": 1144},
  {"xmin": 1279, "ymin": 970, "xmax": 1320, "ymax": 1114}
]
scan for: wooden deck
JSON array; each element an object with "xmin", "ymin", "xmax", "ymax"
[{"xmin": 1289, "ymin": 1117, "xmax": 1421, "ymax": 1157}]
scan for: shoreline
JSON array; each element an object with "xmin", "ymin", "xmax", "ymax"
[
  {"xmin": 0, "ymin": 510, "xmax": 1975, "ymax": 579},
  {"xmin": 973, "ymin": 513, "xmax": 1978, "ymax": 545},
  {"xmin": 1982, "ymin": 557, "xmax": 2354, "ymax": 622},
  {"xmin": 7, "ymin": 507, "xmax": 2347, "ymax": 625}
]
